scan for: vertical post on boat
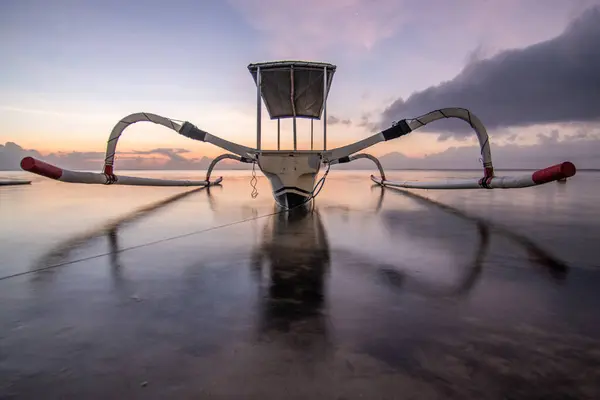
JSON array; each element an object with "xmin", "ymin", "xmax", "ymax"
[
  {"xmin": 293, "ymin": 119, "xmax": 297, "ymax": 150},
  {"xmin": 291, "ymin": 66, "xmax": 297, "ymax": 151},
  {"xmin": 310, "ymin": 119, "xmax": 314, "ymax": 150},
  {"xmin": 256, "ymin": 66, "xmax": 262, "ymax": 150},
  {"xmin": 323, "ymin": 66, "xmax": 328, "ymax": 151},
  {"xmin": 277, "ymin": 118, "xmax": 281, "ymax": 150}
]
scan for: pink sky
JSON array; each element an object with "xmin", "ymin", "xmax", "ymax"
[{"xmin": 1, "ymin": 0, "xmax": 599, "ymax": 168}]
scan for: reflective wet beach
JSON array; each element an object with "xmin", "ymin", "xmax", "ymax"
[{"xmin": 1, "ymin": 170, "xmax": 600, "ymax": 399}]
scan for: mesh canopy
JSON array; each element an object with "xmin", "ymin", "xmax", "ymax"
[{"xmin": 248, "ymin": 61, "xmax": 336, "ymax": 120}]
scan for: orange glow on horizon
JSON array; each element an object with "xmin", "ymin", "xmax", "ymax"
[
  {"xmin": 6, "ymin": 133, "xmax": 474, "ymax": 160},
  {"xmin": 4, "ymin": 109, "xmax": 480, "ymax": 161}
]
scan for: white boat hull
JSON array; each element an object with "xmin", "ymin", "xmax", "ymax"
[{"xmin": 258, "ymin": 152, "xmax": 321, "ymax": 208}]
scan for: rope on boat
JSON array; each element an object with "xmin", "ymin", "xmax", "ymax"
[
  {"xmin": 310, "ymin": 162, "xmax": 331, "ymax": 200},
  {"xmin": 250, "ymin": 162, "xmax": 259, "ymax": 198},
  {"xmin": 291, "ymin": 162, "xmax": 332, "ymax": 209}
]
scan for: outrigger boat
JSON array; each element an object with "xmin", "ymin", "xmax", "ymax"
[{"xmin": 20, "ymin": 60, "xmax": 576, "ymax": 207}]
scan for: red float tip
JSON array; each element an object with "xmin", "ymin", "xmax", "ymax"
[
  {"xmin": 532, "ymin": 161, "xmax": 576, "ymax": 185},
  {"xmin": 20, "ymin": 156, "xmax": 32, "ymax": 169},
  {"xmin": 20, "ymin": 157, "xmax": 63, "ymax": 180},
  {"xmin": 560, "ymin": 161, "xmax": 576, "ymax": 178}
]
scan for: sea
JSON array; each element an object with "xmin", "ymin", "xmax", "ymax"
[{"xmin": 1, "ymin": 169, "xmax": 599, "ymax": 399}]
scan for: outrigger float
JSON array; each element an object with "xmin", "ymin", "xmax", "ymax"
[{"xmin": 20, "ymin": 61, "xmax": 576, "ymax": 207}]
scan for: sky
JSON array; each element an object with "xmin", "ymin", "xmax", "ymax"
[{"xmin": 1, "ymin": 0, "xmax": 600, "ymax": 170}]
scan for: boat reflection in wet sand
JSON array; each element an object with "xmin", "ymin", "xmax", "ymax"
[{"xmin": 250, "ymin": 207, "xmax": 330, "ymax": 340}]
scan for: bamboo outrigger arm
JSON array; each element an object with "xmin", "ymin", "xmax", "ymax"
[
  {"xmin": 21, "ymin": 112, "xmax": 255, "ymax": 187},
  {"xmin": 327, "ymin": 107, "xmax": 575, "ymax": 189},
  {"xmin": 205, "ymin": 153, "xmax": 254, "ymax": 182},
  {"xmin": 102, "ymin": 112, "xmax": 257, "ymax": 178},
  {"xmin": 324, "ymin": 107, "xmax": 493, "ymax": 179},
  {"xmin": 329, "ymin": 153, "xmax": 386, "ymax": 180}
]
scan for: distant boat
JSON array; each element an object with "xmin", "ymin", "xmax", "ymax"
[{"xmin": 0, "ymin": 179, "xmax": 31, "ymax": 186}]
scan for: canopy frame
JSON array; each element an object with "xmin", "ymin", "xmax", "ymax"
[{"xmin": 248, "ymin": 61, "xmax": 336, "ymax": 151}]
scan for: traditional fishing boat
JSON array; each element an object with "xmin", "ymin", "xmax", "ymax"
[{"xmin": 20, "ymin": 60, "xmax": 576, "ymax": 207}]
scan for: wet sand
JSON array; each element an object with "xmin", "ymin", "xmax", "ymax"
[{"xmin": 1, "ymin": 170, "xmax": 599, "ymax": 399}]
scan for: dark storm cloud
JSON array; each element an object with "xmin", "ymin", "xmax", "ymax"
[
  {"xmin": 537, "ymin": 130, "xmax": 560, "ymax": 145},
  {"xmin": 357, "ymin": 113, "xmax": 380, "ymax": 133},
  {"xmin": 380, "ymin": 6, "xmax": 600, "ymax": 137}
]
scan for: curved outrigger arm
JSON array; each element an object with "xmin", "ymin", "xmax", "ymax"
[
  {"xmin": 205, "ymin": 153, "xmax": 254, "ymax": 182},
  {"xmin": 326, "ymin": 107, "xmax": 576, "ymax": 189},
  {"xmin": 329, "ymin": 153, "xmax": 386, "ymax": 180},
  {"xmin": 324, "ymin": 107, "xmax": 493, "ymax": 179},
  {"xmin": 102, "ymin": 112, "xmax": 257, "ymax": 177},
  {"xmin": 21, "ymin": 112, "xmax": 256, "ymax": 186}
]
